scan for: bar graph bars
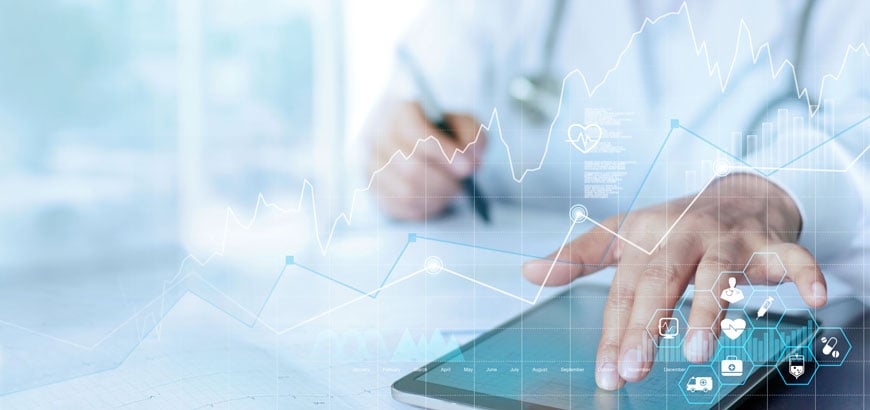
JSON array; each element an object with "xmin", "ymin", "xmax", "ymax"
[
  {"xmin": 728, "ymin": 99, "xmax": 837, "ymax": 167},
  {"xmin": 746, "ymin": 329, "xmax": 784, "ymax": 365},
  {"xmin": 779, "ymin": 319, "xmax": 817, "ymax": 346}
]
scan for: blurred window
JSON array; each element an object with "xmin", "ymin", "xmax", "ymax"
[{"xmin": 0, "ymin": 0, "xmax": 335, "ymax": 272}]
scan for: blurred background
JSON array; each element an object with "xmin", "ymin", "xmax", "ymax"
[{"xmin": 0, "ymin": 0, "xmax": 424, "ymax": 275}]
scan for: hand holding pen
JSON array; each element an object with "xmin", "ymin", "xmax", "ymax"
[{"xmin": 361, "ymin": 50, "xmax": 491, "ymax": 222}]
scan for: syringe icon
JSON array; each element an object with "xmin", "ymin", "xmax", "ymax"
[{"xmin": 756, "ymin": 296, "xmax": 774, "ymax": 319}]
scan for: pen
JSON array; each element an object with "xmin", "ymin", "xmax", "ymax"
[
  {"xmin": 396, "ymin": 47, "xmax": 491, "ymax": 223},
  {"xmin": 756, "ymin": 296, "xmax": 774, "ymax": 319}
]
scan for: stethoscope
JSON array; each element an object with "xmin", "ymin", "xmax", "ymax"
[
  {"xmin": 507, "ymin": 0, "xmax": 818, "ymax": 160},
  {"xmin": 507, "ymin": 0, "xmax": 567, "ymax": 125},
  {"xmin": 507, "ymin": 0, "xmax": 658, "ymax": 126}
]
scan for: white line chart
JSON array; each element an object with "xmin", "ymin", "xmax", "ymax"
[
  {"xmin": 731, "ymin": 145, "xmax": 870, "ymax": 173},
  {"xmin": 1, "ymin": 1, "xmax": 869, "ymax": 396},
  {"xmin": 584, "ymin": 175, "xmax": 720, "ymax": 257}
]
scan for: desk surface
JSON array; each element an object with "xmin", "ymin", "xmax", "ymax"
[{"xmin": 0, "ymin": 204, "xmax": 866, "ymax": 408}]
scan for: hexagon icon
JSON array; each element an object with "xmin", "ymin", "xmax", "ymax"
[
  {"xmin": 713, "ymin": 346, "xmax": 753, "ymax": 386},
  {"xmin": 743, "ymin": 252, "xmax": 787, "ymax": 286},
  {"xmin": 744, "ymin": 327, "xmax": 785, "ymax": 366},
  {"xmin": 713, "ymin": 271, "xmax": 754, "ymax": 309},
  {"xmin": 813, "ymin": 327, "xmax": 851, "ymax": 366},
  {"xmin": 776, "ymin": 346, "xmax": 818, "ymax": 386},
  {"xmin": 775, "ymin": 309, "xmax": 819, "ymax": 347},
  {"xmin": 645, "ymin": 308, "xmax": 688, "ymax": 348},
  {"xmin": 714, "ymin": 309, "xmax": 755, "ymax": 348},
  {"xmin": 679, "ymin": 364, "xmax": 722, "ymax": 404},
  {"xmin": 743, "ymin": 288, "xmax": 782, "ymax": 329}
]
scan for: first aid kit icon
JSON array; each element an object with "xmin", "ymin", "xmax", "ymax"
[{"xmin": 721, "ymin": 355, "xmax": 743, "ymax": 377}]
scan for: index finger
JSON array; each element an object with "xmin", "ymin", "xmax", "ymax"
[
  {"xmin": 522, "ymin": 216, "xmax": 621, "ymax": 286},
  {"xmin": 616, "ymin": 235, "xmax": 702, "ymax": 382}
]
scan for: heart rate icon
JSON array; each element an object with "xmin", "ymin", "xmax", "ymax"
[
  {"xmin": 566, "ymin": 123, "xmax": 603, "ymax": 153},
  {"xmin": 720, "ymin": 318, "xmax": 746, "ymax": 340}
]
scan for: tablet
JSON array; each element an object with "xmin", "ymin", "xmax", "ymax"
[{"xmin": 392, "ymin": 284, "xmax": 856, "ymax": 409}]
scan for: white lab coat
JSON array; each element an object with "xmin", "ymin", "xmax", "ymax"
[{"xmin": 389, "ymin": 1, "xmax": 869, "ymax": 274}]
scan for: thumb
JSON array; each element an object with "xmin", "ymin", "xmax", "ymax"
[
  {"xmin": 444, "ymin": 113, "xmax": 487, "ymax": 168},
  {"xmin": 523, "ymin": 216, "xmax": 621, "ymax": 286}
]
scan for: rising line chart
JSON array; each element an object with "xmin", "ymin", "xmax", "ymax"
[{"xmin": 1, "ymin": 1, "xmax": 869, "ymax": 396}]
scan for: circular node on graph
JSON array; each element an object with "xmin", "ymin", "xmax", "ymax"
[
  {"xmin": 424, "ymin": 256, "xmax": 444, "ymax": 275},
  {"xmin": 713, "ymin": 159, "xmax": 732, "ymax": 177},
  {"xmin": 569, "ymin": 204, "xmax": 589, "ymax": 223}
]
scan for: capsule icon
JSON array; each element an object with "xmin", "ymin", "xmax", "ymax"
[{"xmin": 821, "ymin": 336, "xmax": 839, "ymax": 357}]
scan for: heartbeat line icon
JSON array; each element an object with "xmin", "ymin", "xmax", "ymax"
[{"xmin": 1, "ymin": 0, "xmax": 868, "ymax": 397}]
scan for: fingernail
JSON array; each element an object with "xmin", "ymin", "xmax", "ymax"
[
  {"xmin": 522, "ymin": 260, "xmax": 546, "ymax": 279},
  {"xmin": 812, "ymin": 282, "xmax": 827, "ymax": 304},
  {"xmin": 685, "ymin": 331, "xmax": 715, "ymax": 363},
  {"xmin": 596, "ymin": 362, "xmax": 619, "ymax": 390},
  {"xmin": 618, "ymin": 348, "xmax": 644, "ymax": 381}
]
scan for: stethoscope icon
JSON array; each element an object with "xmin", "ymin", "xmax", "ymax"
[{"xmin": 720, "ymin": 277, "xmax": 745, "ymax": 304}]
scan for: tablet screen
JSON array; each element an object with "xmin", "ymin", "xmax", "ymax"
[{"xmin": 412, "ymin": 285, "xmax": 810, "ymax": 409}]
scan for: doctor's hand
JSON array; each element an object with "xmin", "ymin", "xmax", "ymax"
[
  {"xmin": 522, "ymin": 173, "xmax": 827, "ymax": 391},
  {"xmin": 364, "ymin": 100, "xmax": 485, "ymax": 220}
]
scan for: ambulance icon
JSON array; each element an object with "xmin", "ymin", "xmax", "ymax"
[{"xmin": 686, "ymin": 376, "xmax": 714, "ymax": 393}]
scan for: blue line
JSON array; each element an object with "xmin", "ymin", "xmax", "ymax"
[
  {"xmin": 620, "ymin": 127, "xmax": 676, "ymax": 222},
  {"xmin": 833, "ymin": 114, "xmax": 870, "ymax": 138},
  {"xmin": 188, "ymin": 289, "xmax": 259, "ymax": 328},
  {"xmin": 414, "ymin": 235, "xmax": 599, "ymax": 267},
  {"xmin": 291, "ymin": 239, "xmax": 413, "ymax": 299},
  {"xmin": 772, "ymin": 114, "xmax": 870, "ymax": 173},
  {"xmin": 1, "ymin": 291, "xmax": 189, "ymax": 397},
  {"xmin": 678, "ymin": 114, "xmax": 870, "ymax": 177},
  {"xmin": 3, "ymin": 277, "xmax": 323, "ymax": 397},
  {"xmin": 7, "ymin": 113, "xmax": 868, "ymax": 398},
  {"xmin": 254, "ymin": 265, "xmax": 288, "ymax": 318},
  {"xmin": 294, "ymin": 262, "xmax": 372, "ymax": 298},
  {"xmin": 598, "ymin": 127, "xmax": 675, "ymax": 267},
  {"xmin": 378, "ymin": 240, "xmax": 411, "ymax": 289},
  {"xmin": 678, "ymin": 125, "xmax": 755, "ymax": 168}
]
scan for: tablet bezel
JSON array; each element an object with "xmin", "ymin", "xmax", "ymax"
[{"xmin": 391, "ymin": 284, "xmax": 826, "ymax": 410}]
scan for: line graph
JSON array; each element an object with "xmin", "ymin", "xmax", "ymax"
[
  {"xmin": 679, "ymin": 118, "xmax": 870, "ymax": 178},
  {"xmin": 582, "ymin": 118, "xmax": 870, "ymax": 256},
  {"xmin": 2, "ymin": 0, "xmax": 870, "ymax": 397},
  {"xmin": 3, "ymin": 111, "xmax": 866, "ymax": 376},
  {"xmin": 731, "ymin": 144, "xmax": 870, "ymax": 173},
  {"xmin": 584, "ymin": 174, "xmax": 720, "ymax": 257},
  {"xmin": 163, "ymin": 0, "xmax": 869, "ymax": 268}
]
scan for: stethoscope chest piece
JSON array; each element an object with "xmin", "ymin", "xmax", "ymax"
[{"xmin": 509, "ymin": 73, "xmax": 563, "ymax": 125}]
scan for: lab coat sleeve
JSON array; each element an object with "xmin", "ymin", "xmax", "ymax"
[
  {"xmin": 750, "ymin": 112, "xmax": 868, "ymax": 261},
  {"xmin": 387, "ymin": 0, "xmax": 518, "ymax": 114},
  {"xmin": 748, "ymin": 0, "xmax": 870, "ymax": 262}
]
